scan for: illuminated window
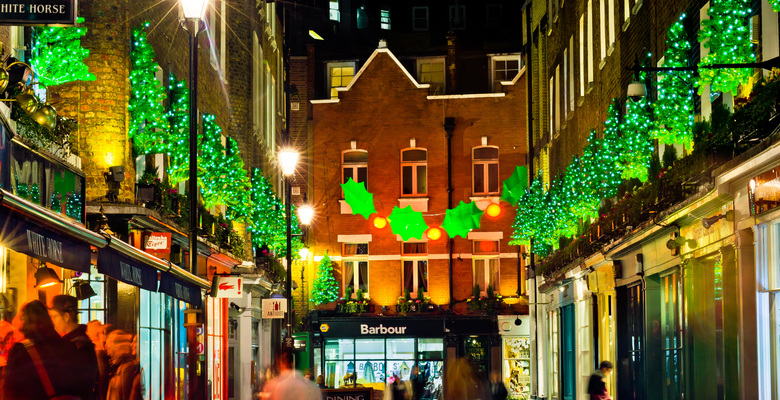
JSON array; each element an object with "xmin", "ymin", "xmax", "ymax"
[
  {"xmin": 472, "ymin": 146, "xmax": 499, "ymax": 195},
  {"xmin": 600, "ymin": 0, "xmax": 607, "ymax": 61},
  {"xmin": 342, "ymin": 150, "xmax": 367, "ymax": 186},
  {"xmin": 380, "ymin": 8, "xmax": 391, "ymax": 30},
  {"xmin": 329, "ymin": 0, "xmax": 340, "ymax": 21},
  {"xmin": 327, "ymin": 62, "xmax": 356, "ymax": 99},
  {"xmin": 579, "ymin": 15, "xmax": 585, "ymax": 96},
  {"xmin": 490, "ymin": 54, "xmax": 523, "ymax": 92},
  {"xmin": 417, "ymin": 58, "xmax": 445, "ymax": 94},
  {"xmin": 343, "ymin": 243, "xmax": 368, "ymax": 295},
  {"xmin": 139, "ymin": 290, "xmax": 172, "ymax": 400},
  {"xmin": 587, "ymin": 0, "xmax": 594, "ymax": 85},
  {"xmin": 401, "ymin": 148, "xmax": 427, "ymax": 196},
  {"xmin": 402, "ymin": 242, "xmax": 428, "ymax": 295},
  {"xmin": 473, "ymin": 240, "xmax": 499, "ymax": 293}
]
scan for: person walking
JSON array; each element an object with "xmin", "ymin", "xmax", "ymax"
[
  {"xmin": 587, "ymin": 361, "xmax": 614, "ymax": 400},
  {"xmin": 0, "ymin": 300, "xmax": 81, "ymax": 400},
  {"xmin": 51, "ymin": 295, "xmax": 100, "ymax": 400},
  {"xmin": 409, "ymin": 366, "xmax": 425, "ymax": 400},
  {"xmin": 105, "ymin": 330, "xmax": 142, "ymax": 400},
  {"xmin": 489, "ymin": 371, "xmax": 508, "ymax": 400}
]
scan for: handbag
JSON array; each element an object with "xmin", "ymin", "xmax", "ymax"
[{"xmin": 22, "ymin": 340, "xmax": 81, "ymax": 400}]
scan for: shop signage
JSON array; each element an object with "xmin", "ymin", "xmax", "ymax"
[
  {"xmin": 316, "ymin": 317, "xmax": 445, "ymax": 337},
  {"xmin": 159, "ymin": 273, "xmax": 203, "ymax": 307},
  {"xmin": 214, "ymin": 276, "xmax": 242, "ymax": 298},
  {"xmin": 261, "ymin": 298, "xmax": 286, "ymax": 319},
  {"xmin": 97, "ymin": 247, "xmax": 159, "ymax": 292},
  {"xmin": 143, "ymin": 232, "xmax": 171, "ymax": 254},
  {"xmin": 0, "ymin": 205, "xmax": 90, "ymax": 272},
  {"xmin": 0, "ymin": 0, "xmax": 77, "ymax": 25},
  {"xmin": 195, "ymin": 326, "xmax": 205, "ymax": 355},
  {"xmin": 322, "ymin": 388, "xmax": 373, "ymax": 400}
]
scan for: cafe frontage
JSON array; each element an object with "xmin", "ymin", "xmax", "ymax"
[{"xmin": 308, "ymin": 314, "xmax": 500, "ymax": 400}]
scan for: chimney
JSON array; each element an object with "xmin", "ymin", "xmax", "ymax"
[{"xmin": 446, "ymin": 31, "xmax": 457, "ymax": 94}]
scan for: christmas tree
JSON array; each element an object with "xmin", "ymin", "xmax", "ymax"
[
  {"xmin": 655, "ymin": 14, "xmax": 695, "ymax": 151},
  {"xmin": 310, "ymin": 251, "xmax": 339, "ymax": 305},
  {"xmin": 31, "ymin": 17, "xmax": 96, "ymax": 86},
  {"xmin": 165, "ymin": 73, "xmax": 190, "ymax": 185},
  {"xmin": 129, "ymin": 23, "xmax": 169, "ymax": 155},
  {"xmin": 620, "ymin": 98, "xmax": 656, "ymax": 182},
  {"xmin": 248, "ymin": 168, "xmax": 303, "ymax": 258},
  {"xmin": 698, "ymin": 0, "xmax": 754, "ymax": 94}
]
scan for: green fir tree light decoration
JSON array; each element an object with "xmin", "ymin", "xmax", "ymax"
[
  {"xmin": 310, "ymin": 251, "xmax": 339, "ymax": 305},
  {"xmin": 165, "ymin": 73, "xmax": 191, "ymax": 184},
  {"xmin": 620, "ymin": 97, "xmax": 656, "ymax": 182},
  {"xmin": 770, "ymin": 0, "xmax": 780, "ymax": 12},
  {"xmin": 198, "ymin": 113, "xmax": 228, "ymax": 208},
  {"xmin": 129, "ymin": 23, "xmax": 169, "ymax": 155},
  {"xmin": 31, "ymin": 17, "xmax": 96, "ymax": 86},
  {"xmin": 698, "ymin": 0, "xmax": 754, "ymax": 94},
  {"xmin": 223, "ymin": 137, "xmax": 253, "ymax": 222},
  {"xmin": 654, "ymin": 14, "xmax": 695, "ymax": 151},
  {"xmin": 248, "ymin": 168, "xmax": 302, "ymax": 259}
]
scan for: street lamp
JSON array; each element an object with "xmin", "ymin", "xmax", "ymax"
[
  {"xmin": 279, "ymin": 147, "xmax": 299, "ymax": 350},
  {"xmin": 297, "ymin": 204, "xmax": 314, "ymax": 226},
  {"xmin": 180, "ymin": 0, "xmax": 208, "ymax": 397}
]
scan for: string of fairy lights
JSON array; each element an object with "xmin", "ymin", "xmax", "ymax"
[{"xmin": 31, "ymin": 17, "xmax": 96, "ymax": 87}]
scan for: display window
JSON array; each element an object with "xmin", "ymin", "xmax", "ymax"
[
  {"xmin": 503, "ymin": 337, "xmax": 530, "ymax": 399},
  {"xmin": 322, "ymin": 337, "xmax": 443, "ymax": 399},
  {"xmin": 139, "ymin": 289, "xmax": 172, "ymax": 400}
]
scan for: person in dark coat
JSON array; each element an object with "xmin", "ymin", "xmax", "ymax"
[
  {"xmin": 105, "ymin": 330, "xmax": 142, "ymax": 400},
  {"xmin": 587, "ymin": 361, "xmax": 614, "ymax": 400},
  {"xmin": 409, "ymin": 366, "xmax": 426, "ymax": 400},
  {"xmin": 0, "ymin": 300, "xmax": 81, "ymax": 400},
  {"xmin": 489, "ymin": 371, "xmax": 508, "ymax": 400},
  {"xmin": 51, "ymin": 294, "xmax": 100, "ymax": 400}
]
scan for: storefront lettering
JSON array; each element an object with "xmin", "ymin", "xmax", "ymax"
[
  {"xmin": 120, "ymin": 262, "xmax": 143, "ymax": 286},
  {"xmin": 26, "ymin": 230, "xmax": 64, "ymax": 263},
  {"xmin": 325, "ymin": 396, "xmax": 366, "ymax": 400},
  {"xmin": 175, "ymin": 283, "xmax": 191, "ymax": 302},
  {"xmin": 0, "ymin": 3, "xmax": 67, "ymax": 14},
  {"xmin": 360, "ymin": 324, "xmax": 406, "ymax": 335}
]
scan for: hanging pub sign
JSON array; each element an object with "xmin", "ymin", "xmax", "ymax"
[
  {"xmin": 0, "ymin": 204, "xmax": 91, "ymax": 272},
  {"xmin": 143, "ymin": 232, "xmax": 171, "ymax": 255},
  {"xmin": 0, "ymin": 0, "xmax": 77, "ymax": 25},
  {"xmin": 213, "ymin": 276, "xmax": 242, "ymax": 298},
  {"xmin": 261, "ymin": 298, "xmax": 286, "ymax": 319}
]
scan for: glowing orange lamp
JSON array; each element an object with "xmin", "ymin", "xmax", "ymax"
[
  {"xmin": 373, "ymin": 216, "xmax": 387, "ymax": 229},
  {"xmin": 479, "ymin": 240, "xmax": 495, "ymax": 253},
  {"xmin": 426, "ymin": 227, "xmax": 443, "ymax": 241},
  {"xmin": 486, "ymin": 203, "xmax": 502, "ymax": 218}
]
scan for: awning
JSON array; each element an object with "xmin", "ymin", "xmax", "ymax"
[
  {"xmin": 159, "ymin": 268, "xmax": 204, "ymax": 308},
  {"xmin": 97, "ymin": 237, "xmax": 163, "ymax": 292},
  {"xmin": 0, "ymin": 189, "xmax": 106, "ymax": 272}
]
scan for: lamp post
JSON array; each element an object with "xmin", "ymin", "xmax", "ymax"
[
  {"xmin": 180, "ymin": 1, "xmax": 208, "ymax": 398},
  {"xmin": 279, "ymin": 148, "xmax": 299, "ymax": 353}
]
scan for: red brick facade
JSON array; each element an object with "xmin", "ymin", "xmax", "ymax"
[{"xmin": 308, "ymin": 48, "xmax": 528, "ymax": 313}]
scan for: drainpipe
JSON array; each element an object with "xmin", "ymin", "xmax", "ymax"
[{"xmin": 444, "ymin": 117, "xmax": 456, "ymax": 308}]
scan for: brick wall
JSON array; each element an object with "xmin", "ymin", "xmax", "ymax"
[{"xmin": 307, "ymin": 48, "xmax": 527, "ymax": 314}]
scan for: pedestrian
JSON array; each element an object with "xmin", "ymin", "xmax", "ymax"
[
  {"xmin": 51, "ymin": 295, "xmax": 100, "ymax": 399},
  {"xmin": 0, "ymin": 319, "xmax": 23, "ymax": 379},
  {"xmin": 587, "ymin": 361, "xmax": 614, "ymax": 400},
  {"xmin": 0, "ymin": 300, "xmax": 81, "ymax": 400},
  {"xmin": 105, "ymin": 330, "xmax": 142, "ymax": 400},
  {"xmin": 489, "ymin": 371, "xmax": 508, "ymax": 400},
  {"xmin": 316, "ymin": 375, "xmax": 327, "ymax": 389},
  {"xmin": 409, "ymin": 366, "xmax": 425, "ymax": 400},
  {"xmin": 264, "ymin": 351, "xmax": 322, "ymax": 400}
]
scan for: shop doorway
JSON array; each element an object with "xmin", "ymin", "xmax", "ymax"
[{"xmin": 463, "ymin": 336, "xmax": 490, "ymax": 379}]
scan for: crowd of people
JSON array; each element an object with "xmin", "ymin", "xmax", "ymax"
[{"xmin": 0, "ymin": 297, "xmax": 143, "ymax": 400}]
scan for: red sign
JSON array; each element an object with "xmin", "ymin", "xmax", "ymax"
[{"xmin": 143, "ymin": 232, "xmax": 171, "ymax": 254}]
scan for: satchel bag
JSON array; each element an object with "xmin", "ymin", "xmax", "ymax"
[{"xmin": 22, "ymin": 340, "xmax": 82, "ymax": 400}]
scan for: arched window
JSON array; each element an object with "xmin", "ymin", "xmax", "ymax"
[
  {"xmin": 401, "ymin": 148, "xmax": 427, "ymax": 196},
  {"xmin": 342, "ymin": 150, "xmax": 368, "ymax": 186},
  {"xmin": 472, "ymin": 146, "xmax": 499, "ymax": 195}
]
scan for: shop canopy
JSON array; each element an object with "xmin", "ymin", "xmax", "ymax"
[
  {"xmin": 0, "ymin": 189, "xmax": 105, "ymax": 273},
  {"xmin": 159, "ymin": 268, "xmax": 204, "ymax": 308},
  {"xmin": 97, "ymin": 237, "xmax": 162, "ymax": 292}
]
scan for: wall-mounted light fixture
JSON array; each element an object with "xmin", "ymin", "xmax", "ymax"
[
  {"xmin": 34, "ymin": 266, "xmax": 61, "ymax": 288},
  {"xmin": 72, "ymin": 280, "xmax": 97, "ymax": 300}
]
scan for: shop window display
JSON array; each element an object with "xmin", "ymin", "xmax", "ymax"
[
  {"xmin": 503, "ymin": 337, "xmax": 531, "ymax": 399},
  {"xmin": 322, "ymin": 337, "xmax": 443, "ymax": 399}
]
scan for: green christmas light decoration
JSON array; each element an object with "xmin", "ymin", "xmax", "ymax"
[
  {"xmin": 129, "ymin": 23, "xmax": 169, "ymax": 155},
  {"xmin": 31, "ymin": 17, "xmax": 96, "ymax": 87},
  {"xmin": 770, "ymin": 0, "xmax": 780, "ymax": 12},
  {"xmin": 388, "ymin": 205, "xmax": 429, "ymax": 241},
  {"xmin": 441, "ymin": 201, "xmax": 484, "ymax": 239},
  {"xmin": 341, "ymin": 177, "xmax": 376, "ymax": 219},
  {"xmin": 310, "ymin": 251, "xmax": 340, "ymax": 305},
  {"xmin": 248, "ymin": 168, "xmax": 303, "ymax": 259},
  {"xmin": 198, "ymin": 113, "xmax": 227, "ymax": 208},
  {"xmin": 500, "ymin": 166, "xmax": 529, "ymax": 206},
  {"xmin": 223, "ymin": 137, "xmax": 253, "ymax": 221},
  {"xmin": 654, "ymin": 14, "xmax": 695, "ymax": 151},
  {"xmin": 620, "ymin": 98, "xmax": 656, "ymax": 182},
  {"xmin": 698, "ymin": 0, "xmax": 754, "ymax": 94},
  {"xmin": 165, "ymin": 73, "xmax": 191, "ymax": 185}
]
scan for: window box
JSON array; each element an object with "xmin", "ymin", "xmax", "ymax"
[{"xmin": 335, "ymin": 300, "xmax": 374, "ymax": 315}]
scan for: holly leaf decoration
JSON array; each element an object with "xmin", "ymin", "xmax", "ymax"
[
  {"xmin": 442, "ymin": 201, "xmax": 484, "ymax": 238},
  {"xmin": 340, "ymin": 178, "xmax": 376, "ymax": 219},
  {"xmin": 388, "ymin": 205, "xmax": 429, "ymax": 241},
  {"xmin": 500, "ymin": 166, "xmax": 529, "ymax": 206}
]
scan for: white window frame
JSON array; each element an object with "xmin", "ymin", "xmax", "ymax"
[
  {"xmin": 555, "ymin": 64, "xmax": 561, "ymax": 132},
  {"xmin": 568, "ymin": 36, "xmax": 575, "ymax": 111},
  {"xmin": 412, "ymin": 6, "xmax": 429, "ymax": 31},
  {"xmin": 563, "ymin": 50, "xmax": 568, "ymax": 120},
  {"xmin": 473, "ymin": 240, "xmax": 500, "ymax": 295},
  {"xmin": 401, "ymin": 148, "xmax": 427, "ymax": 197},
  {"xmin": 579, "ymin": 15, "xmax": 585, "ymax": 96},
  {"xmin": 608, "ymin": 0, "xmax": 616, "ymax": 46},
  {"xmin": 449, "ymin": 5, "xmax": 466, "ymax": 30},
  {"xmin": 402, "ymin": 241, "xmax": 429, "ymax": 296},
  {"xmin": 587, "ymin": 0, "xmax": 594, "ymax": 86},
  {"xmin": 416, "ymin": 57, "xmax": 446, "ymax": 94},
  {"xmin": 380, "ymin": 8, "xmax": 391, "ymax": 30},
  {"xmin": 472, "ymin": 146, "xmax": 500, "ymax": 196},
  {"xmin": 549, "ymin": 76, "xmax": 554, "ymax": 135},
  {"xmin": 342, "ymin": 243, "xmax": 369, "ymax": 297},
  {"xmin": 342, "ymin": 149, "xmax": 368, "ymax": 186},
  {"xmin": 329, "ymin": 0, "xmax": 340, "ymax": 22},
  {"xmin": 326, "ymin": 61, "xmax": 357, "ymax": 99},
  {"xmin": 489, "ymin": 54, "xmax": 523, "ymax": 92}
]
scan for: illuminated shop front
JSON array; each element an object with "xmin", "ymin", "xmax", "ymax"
[
  {"xmin": 311, "ymin": 317, "xmax": 445, "ymax": 399},
  {"xmin": 498, "ymin": 315, "xmax": 530, "ymax": 400}
]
